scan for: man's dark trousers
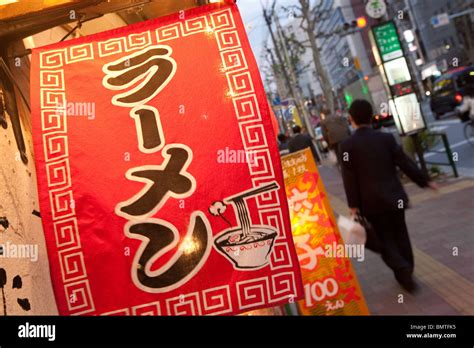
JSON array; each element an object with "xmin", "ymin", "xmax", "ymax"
[{"xmin": 365, "ymin": 209, "xmax": 414, "ymax": 277}]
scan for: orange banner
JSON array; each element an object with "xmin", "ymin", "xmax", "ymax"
[{"xmin": 282, "ymin": 148, "xmax": 369, "ymax": 315}]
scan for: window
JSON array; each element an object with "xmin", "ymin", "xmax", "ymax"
[
  {"xmin": 384, "ymin": 57, "xmax": 412, "ymax": 86},
  {"xmin": 433, "ymin": 78, "xmax": 453, "ymax": 93}
]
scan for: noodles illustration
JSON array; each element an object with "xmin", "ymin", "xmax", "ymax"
[{"xmin": 212, "ymin": 182, "xmax": 279, "ymax": 269}]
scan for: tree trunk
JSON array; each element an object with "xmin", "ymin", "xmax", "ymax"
[
  {"xmin": 262, "ymin": 6, "xmax": 306, "ymax": 121},
  {"xmin": 299, "ymin": 0, "xmax": 335, "ymax": 116}
]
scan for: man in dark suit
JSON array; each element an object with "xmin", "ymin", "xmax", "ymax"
[
  {"xmin": 288, "ymin": 125, "xmax": 321, "ymax": 163},
  {"xmin": 320, "ymin": 114, "xmax": 351, "ymax": 165},
  {"xmin": 340, "ymin": 99, "xmax": 438, "ymax": 292}
]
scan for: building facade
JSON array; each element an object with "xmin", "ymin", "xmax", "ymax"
[
  {"xmin": 389, "ymin": 0, "xmax": 474, "ymax": 70},
  {"xmin": 283, "ymin": 0, "xmax": 375, "ymax": 110}
]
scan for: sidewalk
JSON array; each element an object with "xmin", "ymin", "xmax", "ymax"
[{"xmin": 318, "ymin": 164, "xmax": 474, "ymax": 315}]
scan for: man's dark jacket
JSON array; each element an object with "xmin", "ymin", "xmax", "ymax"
[
  {"xmin": 288, "ymin": 134, "xmax": 319, "ymax": 162},
  {"xmin": 339, "ymin": 127, "xmax": 429, "ymax": 215}
]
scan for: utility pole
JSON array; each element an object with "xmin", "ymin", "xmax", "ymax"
[
  {"xmin": 262, "ymin": 5, "xmax": 295, "ymax": 102},
  {"xmin": 297, "ymin": 0, "xmax": 336, "ymax": 117},
  {"xmin": 275, "ymin": 17, "xmax": 314, "ymax": 129},
  {"xmin": 266, "ymin": 48, "xmax": 287, "ymax": 107},
  {"xmin": 262, "ymin": 2, "xmax": 310, "ymax": 133},
  {"xmin": 383, "ymin": 1, "xmax": 429, "ymax": 178},
  {"xmin": 274, "ymin": 15, "xmax": 317, "ymax": 140},
  {"xmin": 266, "ymin": 48, "xmax": 288, "ymax": 133}
]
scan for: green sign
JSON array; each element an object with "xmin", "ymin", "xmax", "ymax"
[
  {"xmin": 373, "ymin": 22, "xmax": 403, "ymax": 62},
  {"xmin": 344, "ymin": 92, "xmax": 353, "ymax": 106}
]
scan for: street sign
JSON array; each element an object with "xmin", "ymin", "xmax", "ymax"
[
  {"xmin": 390, "ymin": 94, "xmax": 426, "ymax": 135},
  {"xmin": 373, "ymin": 22, "xmax": 403, "ymax": 62},
  {"xmin": 431, "ymin": 13, "xmax": 450, "ymax": 28},
  {"xmin": 365, "ymin": 0, "xmax": 387, "ymax": 19},
  {"xmin": 370, "ymin": 21, "xmax": 427, "ymax": 136},
  {"xmin": 272, "ymin": 95, "xmax": 281, "ymax": 106}
]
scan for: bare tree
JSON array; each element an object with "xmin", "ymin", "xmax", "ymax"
[
  {"xmin": 281, "ymin": 30, "xmax": 311, "ymax": 79},
  {"xmin": 262, "ymin": 0, "xmax": 318, "ymax": 142},
  {"xmin": 287, "ymin": 0, "xmax": 336, "ymax": 116},
  {"xmin": 262, "ymin": 1, "xmax": 295, "ymax": 102},
  {"xmin": 262, "ymin": 44, "xmax": 288, "ymax": 98}
]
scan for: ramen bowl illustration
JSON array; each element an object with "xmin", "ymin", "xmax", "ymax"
[
  {"xmin": 210, "ymin": 181, "xmax": 280, "ymax": 270},
  {"xmin": 214, "ymin": 226, "xmax": 277, "ymax": 269}
]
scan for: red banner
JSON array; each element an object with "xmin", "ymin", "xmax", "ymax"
[{"xmin": 31, "ymin": 1, "xmax": 302, "ymax": 315}]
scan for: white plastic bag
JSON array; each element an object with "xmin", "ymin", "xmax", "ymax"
[
  {"xmin": 327, "ymin": 150, "xmax": 338, "ymax": 165},
  {"xmin": 337, "ymin": 215, "xmax": 367, "ymax": 246}
]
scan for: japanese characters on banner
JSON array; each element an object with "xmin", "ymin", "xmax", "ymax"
[
  {"xmin": 282, "ymin": 149, "xmax": 369, "ymax": 315},
  {"xmin": 31, "ymin": 0, "xmax": 303, "ymax": 316}
]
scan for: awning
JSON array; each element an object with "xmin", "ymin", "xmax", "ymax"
[{"xmin": 0, "ymin": 0, "xmax": 206, "ymax": 41}]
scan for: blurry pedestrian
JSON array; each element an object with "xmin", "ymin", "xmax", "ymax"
[
  {"xmin": 277, "ymin": 133, "xmax": 290, "ymax": 156},
  {"xmin": 320, "ymin": 113, "xmax": 351, "ymax": 165},
  {"xmin": 456, "ymin": 86, "xmax": 474, "ymax": 121},
  {"xmin": 288, "ymin": 125, "xmax": 321, "ymax": 163},
  {"xmin": 340, "ymin": 99, "xmax": 438, "ymax": 292}
]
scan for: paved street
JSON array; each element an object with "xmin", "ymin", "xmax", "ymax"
[
  {"xmin": 421, "ymin": 100, "xmax": 474, "ymax": 177},
  {"xmin": 319, "ymin": 164, "xmax": 474, "ymax": 315}
]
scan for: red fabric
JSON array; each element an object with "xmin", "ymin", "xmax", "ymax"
[{"xmin": 31, "ymin": 1, "xmax": 302, "ymax": 316}]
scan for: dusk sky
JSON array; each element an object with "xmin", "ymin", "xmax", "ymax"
[{"xmin": 237, "ymin": 0, "xmax": 296, "ymax": 64}]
